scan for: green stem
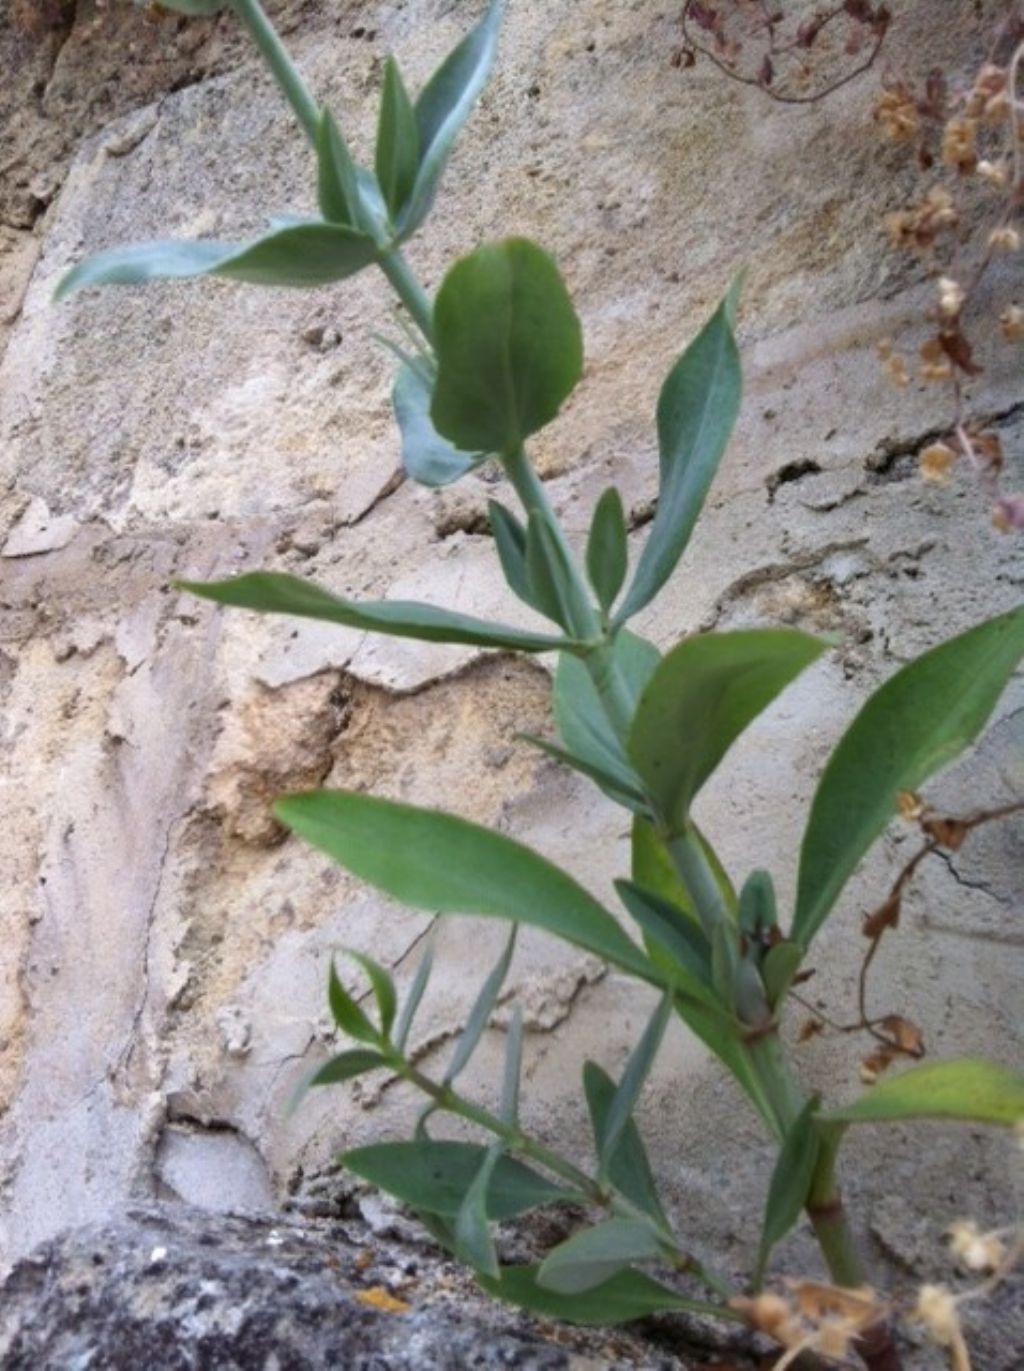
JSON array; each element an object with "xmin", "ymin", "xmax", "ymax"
[
  {"xmin": 230, "ymin": 0, "xmax": 321, "ymax": 144},
  {"xmin": 667, "ymin": 828, "xmax": 731, "ymax": 941},
  {"xmin": 379, "ymin": 249, "xmax": 436, "ymax": 347},
  {"xmin": 746, "ymin": 1029, "xmax": 805, "ymax": 1140},
  {"xmin": 396, "ymin": 1055, "xmax": 735, "ymax": 1301}
]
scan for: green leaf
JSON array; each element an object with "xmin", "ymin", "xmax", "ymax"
[
  {"xmin": 394, "ymin": 941, "xmax": 434, "ymax": 1052},
  {"xmin": 480, "ymin": 1262, "xmax": 725, "ymax": 1325},
  {"xmin": 275, "ymin": 791, "xmax": 657, "ymax": 982},
  {"xmin": 289, "ymin": 1047, "xmax": 389, "ymax": 1112},
  {"xmin": 317, "ymin": 110, "xmax": 362, "ymax": 228},
  {"xmin": 517, "ymin": 735, "xmax": 650, "ymax": 813},
  {"xmin": 537, "ymin": 1219, "xmax": 662, "ymax": 1295},
  {"xmin": 328, "ymin": 959, "xmax": 379, "ymax": 1044},
  {"xmin": 613, "ymin": 881, "xmax": 714, "ymax": 1000},
  {"xmin": 488, "ymin": 501, "xmax": 534, "ymax": 609},
  {"xmin": 583, "ymin": 1062, "xmax": 668, "ymax": 1229},
  {"xmin": 738, "ymin": 870, "xmax": 777, "ymax": 941},
  {"xmin": 754, "ymin": 1098, "xmax": 820, "ymax": 1287},
  {"xmin": 56, "ymin": 223, "xmax": 379, "ymax": 300},
  {"xmin": 501, "ymin": 1006, "xmax": 524, "ymax": 1127},
  {"xmin": 304, "ymin": 1048, "xmax": 389, "ymax": 1090},
  {"xmin": 628, "ymin": 629, "xmax": 826, "ymax": 834},
  {"xmin": 154, "ymin": 0, "xmax": 223, "ymax": 13},
  {"xmin": 820, "ymin": 1059, "xmax": 1024, "ymax": 1129},
  {"xmin": 394, "ymin": 362, "xmax": 488, "ymax": 487},
  {"xmin": 180, "ymin": 570, "xmax": 566, "ymax": 653},
  {"xmin": 445, "ymin": 927, "xmax": 517, "ymax": 1084},
  {"xmin": 343, "ymin": 1140, "xmax": 566, "ymax": 1219},
  {"xmin": 618, "ymin": 282, "xmax": 742, "ymax": 618},
  {"xmin": 631, "ymin": 816, "xmax": 736, "ymax": 929},
  {"xmin": 398, "ymin": 0, "xmax": 505, "ymax": 237},
  {"xmin": 793, "ymin": 607, "xmax": 1024, "ymax": 948},
  {"xmin": 525, "ymin": 513, "xmax": 582, "ymax": 633},
  {"xmin": 345, "ymin": 950, "xmax": 398, "ymax": 1041},
  {"xmin": 431, "ymin": 239, "xmax": 583, "ymax": 453},
  {"xmin": 761, "ymin": 941, "xmax": 804, "ymax": 1010},
  {"xmin": 455, "ymin": 1144, "xmax": 502, "ymax": 1278},
  {"xmin": 554, "ymin": 633, "xmax": 660, "ymax": 806},
  {"xmin": 376, "ymin": 57, "xmax": 420, "ymax": 220},
  {"xmin": 586, "ymin": 488, "xmax": 628, "ymax": 613},
  {"xmin": 597, "ymin": 993, "xmax": 672, "ymax": 1174}
]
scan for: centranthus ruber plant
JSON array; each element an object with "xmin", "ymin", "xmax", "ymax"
[{"xmin": 59, "ymin": 3, "xmax": 1024, "ymax": 1367}]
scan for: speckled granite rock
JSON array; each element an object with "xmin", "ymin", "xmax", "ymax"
[{"xmin": 0, "ymin": 1205, "xmax": 586, "ymax": 1370}]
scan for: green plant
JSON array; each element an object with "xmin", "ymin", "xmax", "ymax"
[{"xmin": 61, "ymin": 3, "xmax": 1024, "ymax": 1366}]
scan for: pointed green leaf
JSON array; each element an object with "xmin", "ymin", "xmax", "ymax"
[
  {"xmin": 398, "ymin": 0, "xmax": 505, "ymax": 237},
  {"xmin": 155, "ymin": 0, "xmax": 224, "ymax": 13},
  {"xmin": 376, "ymin": 57, "xmax": 420, "ymax": 220},
  {"xmin": 518, "ymin": 735, "xmax": 650, "ymax": 812},
  {"xmin": 537, "ymin": 1220, "xmax": 662, "ymax": 1295},
  {"xmin": 305, "ymin": 1049, "xmax": 389, "ymax": 1090},
  {"xmin": 761, "ymin": 941, "xmax": 804, "ymax": 1010},
  {"xmin": 525, "ymin": 513, "xmax": 581, "ymax": 632},
  {"xmin": 56, "ymin": 223, "xmax": 379, "ymax": 300},
  {"xmin": 328, "ymin": 959, "xmax": 379, "ymax": 1044},
  {"xmin": 445, "ymin": 927, "xmax": 517, "ymax": 1084},
  {"xmin": 394, "ymin": 361, "xmax": 488, "ymax": 487},
  {"xmin": 754, "ymin": 1098, "xmax": 820, "ymax": 1287},
  {"xmin": 613, "ymin": 881, "xmax": 714, "ymax": 999},
  {"xmin": 345, "ymin": 950, "xmax": 398, "ymax": 1040},
  {"xmin": 290, "ymin": 1048, "xmax": 389, "ymax": 1111},
  {"xmin": 794, "ymin": 607, "xmax": 1024, "ymax": 947},
  {"xmin": 554, "ymin": 632, "xmax": 660, "ymax": 805},
  {"xmin": 489, "ymin": 501, "xmax": 540, "ymax": 611},
  {"xmin": 455, "ymin": 1144, "xmax": 502, "ymax": 1278},
  {"xmin": 820, "ymin": 1059, "xmax": 1024, "ymax": 1128},
  {"xmin": 738, "ymin": 870, "xmax": 777, "ymax": 941},
  {"xmin": 619, "ymin": 282, "xmax": 742, "ymax": 618},
  {"xmin": 317, "ymin": 110, "xmax": 363, "ymax": 227},
  {"xmin": 394, "ymin": 941, "xmax": 434, "ymax": 1053},
  {"xmin": 275, "ymin": 791, "xmax": 657, "ymax": 982},
  {"xmin": 480, "ymin": 1262, "xmax": 727, "ymax": 1325},
  {"xmin": 180, "ymin": 570, "xmax": 566, "ymax": 653},
  {"xmin": 431, "ymin": 239, "xmax": 583, "ymax": 453},
  {"xmin": 628, "ymin": 629, "xmax": 826, "ymax": 834},
  {"xmin": 583, "ymin": 1062, "xmax": 668, "ymax": 1229},
  {"xmin": 342, "ymin": 1140, "xmax": 566, "ymax": 1218},
  {"xmin": 598, "ymin": 993, "xmax": 672, "ymax": 1173},
  {"xmin": 586, "ymin": 488, "xmax": 628, "ymax": 613}
]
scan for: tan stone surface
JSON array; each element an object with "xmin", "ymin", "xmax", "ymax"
[{"xmin": 0, "ymin": 5, "xmax": 1020, "ymax": 1336}]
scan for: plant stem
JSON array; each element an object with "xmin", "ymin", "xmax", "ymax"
[
  {"xmin": 229, "ymin": 0, "xmax": 321, "ymax": 144},
  {"xmin": 667, "ymin": 829, "xmax": 732, "ymax": 941},
  {"xmin": 379, "ymin": 249, "xmax": 436, "ymax": 346},
  {"xmin": 396, "ymin": 1055, "xmax": 736, "ymax": 1303}
]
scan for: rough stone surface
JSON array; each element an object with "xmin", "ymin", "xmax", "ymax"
[{"xmin": 0, "ymin": 0, "xmax": 1021, "ymax": 1364}]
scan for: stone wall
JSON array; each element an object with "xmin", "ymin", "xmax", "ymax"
[{"xmin": 0, "ymin": 0, "xmax": 1021, "ymax": 1344}]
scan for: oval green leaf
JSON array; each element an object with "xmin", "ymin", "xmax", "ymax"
[
  {"xmin": 537, "ymin": 1219, "xmax": 662, "ymax": 1295},
  {"xmin": 342, "ymin": 1139, "xmax": 566, "ymax": 1219},
  {"xmin": 793, "ymin": 607, "xmax": 1024, "ymax": 948},
  {"xmin": 431, "ymin": 239, "xmax": 583, "ymax": 453},
  {"xmin": 582, "ymin": 1062, "xmax": 668, "ymax": 1230},
  {"xmin": 754, "ymin": 1098, "xmax": 820, "ymax": 1286},
  {"xmin": 274, "ymin": 790, "xmax": 657, "ymax": 982},
  {"xmin": 628, "ymin": 628, "xmax": 826, "ymax": 834},
  {"xmin": 586, "ymin": 488, "xmax": 628, "ymax": 613},
  {"xmin": 480, "ymin": 1262, "xmax": 728, "ymax": 1325}
]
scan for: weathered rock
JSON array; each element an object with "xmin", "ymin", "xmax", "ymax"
[{"xmin": 0, "ymin": 1205, "xmax": 589, "ymax": 1369}]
